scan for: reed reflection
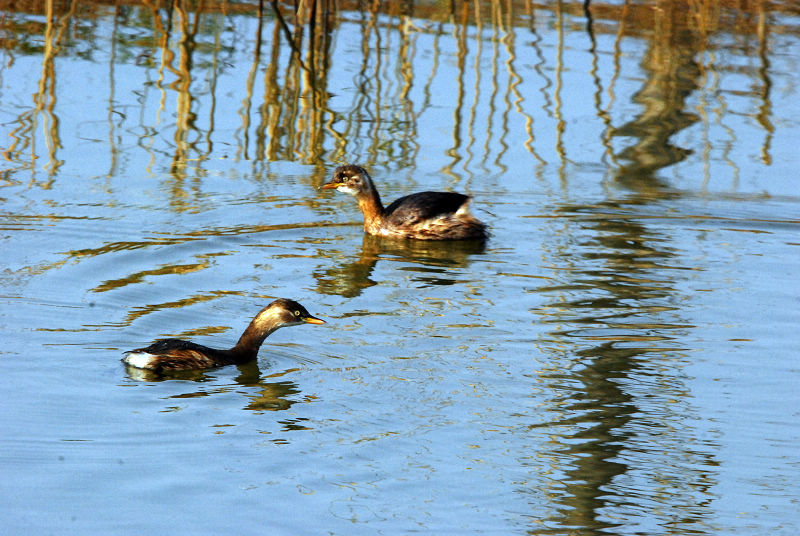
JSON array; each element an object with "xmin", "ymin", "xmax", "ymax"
[
  {"xmin": 246, "ymin": 0, "xmax": 336, "ymax": 166},
  {"xmin": 530, "ymin": 6, "xmax": 725, "ymax": 524},
  {"xmin": 532, "ymin": 198, "xmax": 711, "ymax": 534},
  {"xmin": 611, "ymin": 41, "xmax": 700, "ymax": 188},
  {"xmin": 1, "ymin": 0, "xmax": 789, "ymax": 191},
  {"xmin": 314, "ymin": 234, "xmax": 485, "ymax": 297},
  {"xmin": 2, "ymin": 0, "xmax": 76, "ymax": 183}
]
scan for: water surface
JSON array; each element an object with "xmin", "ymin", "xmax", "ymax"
[{"xmin": 1, "ymin": 1, "xmax": 799, "ymax": 534}]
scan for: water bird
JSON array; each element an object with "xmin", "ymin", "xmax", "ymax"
[
  {"xmin": 321, "ymin": 164, "xmax": 488, "ymax": 240},
  {"xmin": 122, "ymin": 298, "xmax": 325, "ymax": 373}
]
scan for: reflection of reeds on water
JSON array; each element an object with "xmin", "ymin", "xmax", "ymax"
[
  {"xmin": 610, "ymin": 3, "xmax": 703, "ymax": 190},
  {"xmin": 258, "ymin": 0, "xmax": 336, "ymax": 163},
  {"xmin": 530, "ymin": 199, "xmax": 703, "ymax": 532},
  {"xmin": 3, "ymin": 0, "xmax": 78, "ymax": 184},
  {"xmin": 0, "ymin": 0, "xmax": 790, "ymax": 191}
]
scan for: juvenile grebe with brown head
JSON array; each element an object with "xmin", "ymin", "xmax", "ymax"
[
  {"xmin": 122, "ymin": 298, "xmax": 325, "ymax": 373},
  {"xmin": 321, "ymin": 165, "xmax": 488, "ymax": 240}
]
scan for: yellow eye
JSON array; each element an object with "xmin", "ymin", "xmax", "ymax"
[{"xmin": 294, "ymin": 310, "xmax": 301, "ymax": 317}]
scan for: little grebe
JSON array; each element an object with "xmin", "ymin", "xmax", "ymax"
[
  {"xmin": 321, "ymin": 165, "xmax": 488, "ymax": 240},
  {"xmin": 122, "ymin": 298, "xmax": 325, "ymax": 373}
]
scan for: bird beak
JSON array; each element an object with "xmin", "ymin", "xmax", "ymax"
[
  {"xmin": 320, "ymin": 181, "xmax": 340, "ymax": 190},
  {"xmin": 303, "ymin": 315, "xmax": 326, "ymax": 325}
]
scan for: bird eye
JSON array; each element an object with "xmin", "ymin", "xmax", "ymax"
[{"xmin": 294, "ymin": 310, "xmax": 301, "ymax": 317}]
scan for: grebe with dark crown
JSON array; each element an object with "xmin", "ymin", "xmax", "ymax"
[
  {"xmin": 122, "ymin": 298, "xmax": 325, "ymax": 373},
  {"xmin": 321, "ymin": 165, "xmax": 488, "ymax": 241}
]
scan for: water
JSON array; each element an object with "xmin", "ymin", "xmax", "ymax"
[{"xmin": 1, "ymin": 1, "xmax": 799, "ymax": 534}]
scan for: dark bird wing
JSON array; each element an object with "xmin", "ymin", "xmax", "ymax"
[
  {"xmin": 383, "ymin": 191, "xmax": 471, "ymax": 225},
  {"xmin": 129, "ymin": 338, "xmax": 214, "ymax": 355}
]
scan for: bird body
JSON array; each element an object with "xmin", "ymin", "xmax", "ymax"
[
  {"xmin": 322, "ymin": 165, "xmax": 488, "ymax": 241},
  {"xmin": 123, "ymin": 298, "xmax": 324, "ymax": 373},
  {"xmin": 123, "ymin": 339, "xmax": 234, "ymax": 371}
]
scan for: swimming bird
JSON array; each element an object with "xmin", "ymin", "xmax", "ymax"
[
  {"xmin": 122, "ymin": 298, "xmax": 325, "ymax": 373},
  {"xmin": 321, "ymin": 164, "xmax": 488, "ymax": 240}
]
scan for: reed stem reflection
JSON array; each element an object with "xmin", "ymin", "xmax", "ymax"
[
  {"xmin": 0, "ymin": 0, "xmax": 787, "ymax": 189},
  {"xmin": 3, "ymin": 0, "xmax": 76, "ymax": 183},
  {"xmin": 533, "ymin": 197, "xmax": 713, "ymax": 534},
  {"xmin": 529, "ymin": 7, "xmax": 731, "ymax": 523}
]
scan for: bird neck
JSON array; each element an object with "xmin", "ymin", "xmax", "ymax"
[
  {"xmin": 355, "ymin": 184, "xmax": 386, "ymax": 231},
  {"xmin": 230, "ymin": 320, "xmax": 279, "ymax": 361}
]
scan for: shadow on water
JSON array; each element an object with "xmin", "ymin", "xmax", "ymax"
[{"xmin": 314, "ymin": 234, "xmax": 486, "ymax": 297}]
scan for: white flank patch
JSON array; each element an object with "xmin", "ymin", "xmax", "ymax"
[{"xmin": 123, "ymin": 351, "xmax": 157, "ymax": 369}]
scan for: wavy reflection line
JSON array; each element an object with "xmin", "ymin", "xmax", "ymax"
[
  {"xmin": 695, "ymin": 46, "xmax": 714, "ymax": 192},
  {"xmin": 529, "ymin": 3, "xmax": 554, "ymax": 126},
  {"xmin": 327, "ymin": 8, "xmax": 374, "ymax": 163},
  {"xmin": 115, "ymin": 289, "xmax": 244, "ymax": 328},
  {"xmin": 37, "ymin": 0, "xmax": 74, "ymax": 180},
  {"xmin": 611, "ymin": 7, "xmax": 702, "ymax": 190},
  {"xmin": 463, "ymin": 0, "xmax": 483, "ymax": 178},
  {"xmin": 418, "ymin": 21, "xmax": 443, "ymax": 130},
  {"xmin": 91, "ymin": 258, "xmax": 213, "ymax": 293},
  {"xmin": 583, "ymin": 1, "xmax": 615, "ymax": 171},
  {"xmin": 601, "ymin": 0, "xmax": 627, "ymax": 162},
  {"xmin": 505, "ymin": 1, "xmax": 543, "ymax": 166},
  {"xmin": 3, "ymin": 111, "xmax": 35, "ymax": 173},
  {"xmin": 106, "ymin": 5, "xmax": 121, "ymax": 180},
  {"xmin": 525, "ymin": 4, "xmax": 553, "ymax": 199},
  {"xmin": 285, "ymin": 26, "xmax": 304, "ymax": 161},
  {"xmin": 496, "ymin": 0, "xmax": 515, "ymax": 174},
  {"xmin": 755, "ymin": 5, "xmax": 774, "ymax": 166},
  {"xmin": 553, "ymin": 1, "xmax": 568, "ymax": 181},
  {"xmin": 258, "ymin": 19, "xmax": 282, "ymax": 162},
  {"xmin": 146, "ymin": 0, "xmax": 172, "ymax": 127},
  {"xmin": 135, "ymin": 0, "xmax": 171, "ymax": 178},
  {"xmin": 170, "ymin": 0, "xmax": 201, "ymax": 173},
  {"xmin": 484, "ymin": 0, "xmax": 501, "ymax": 174},
  {"xmin": 397, "ymin": 16, "xmax": 421, "ymax": 165},
  {"xmin": 713, "ymin": 69, "xmax": 741, "ymax": 192},
  {"xmin": 442, "ymin": 2, "xmax": 469, "ymax": 181},
  {"xmin": 307, "ymin": 3, "xmax": 336, "ymax": 163},
  {"xmin": 368, "ymin": 0, "xmax": 384, "ymax": 163},
  {"xmin": 5, "ymin": 0, "xmax": 77, "ymax": 182},
  {"xmin": 237, "ymin": 0, "xmax": 263, "ymax": 162}
]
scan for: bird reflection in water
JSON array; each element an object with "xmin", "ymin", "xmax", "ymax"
[
  {"xmin": 314, "ymin": 234, "xmax": 487, "ymax": 297},
  {"xmin": 125, "ymin": 359, "xmax": 308, "ymax": 413}
]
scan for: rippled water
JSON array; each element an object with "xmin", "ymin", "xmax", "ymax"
[{"xmin": 2, "ymin": 1, "xmax": 799, "ymax": 534}]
